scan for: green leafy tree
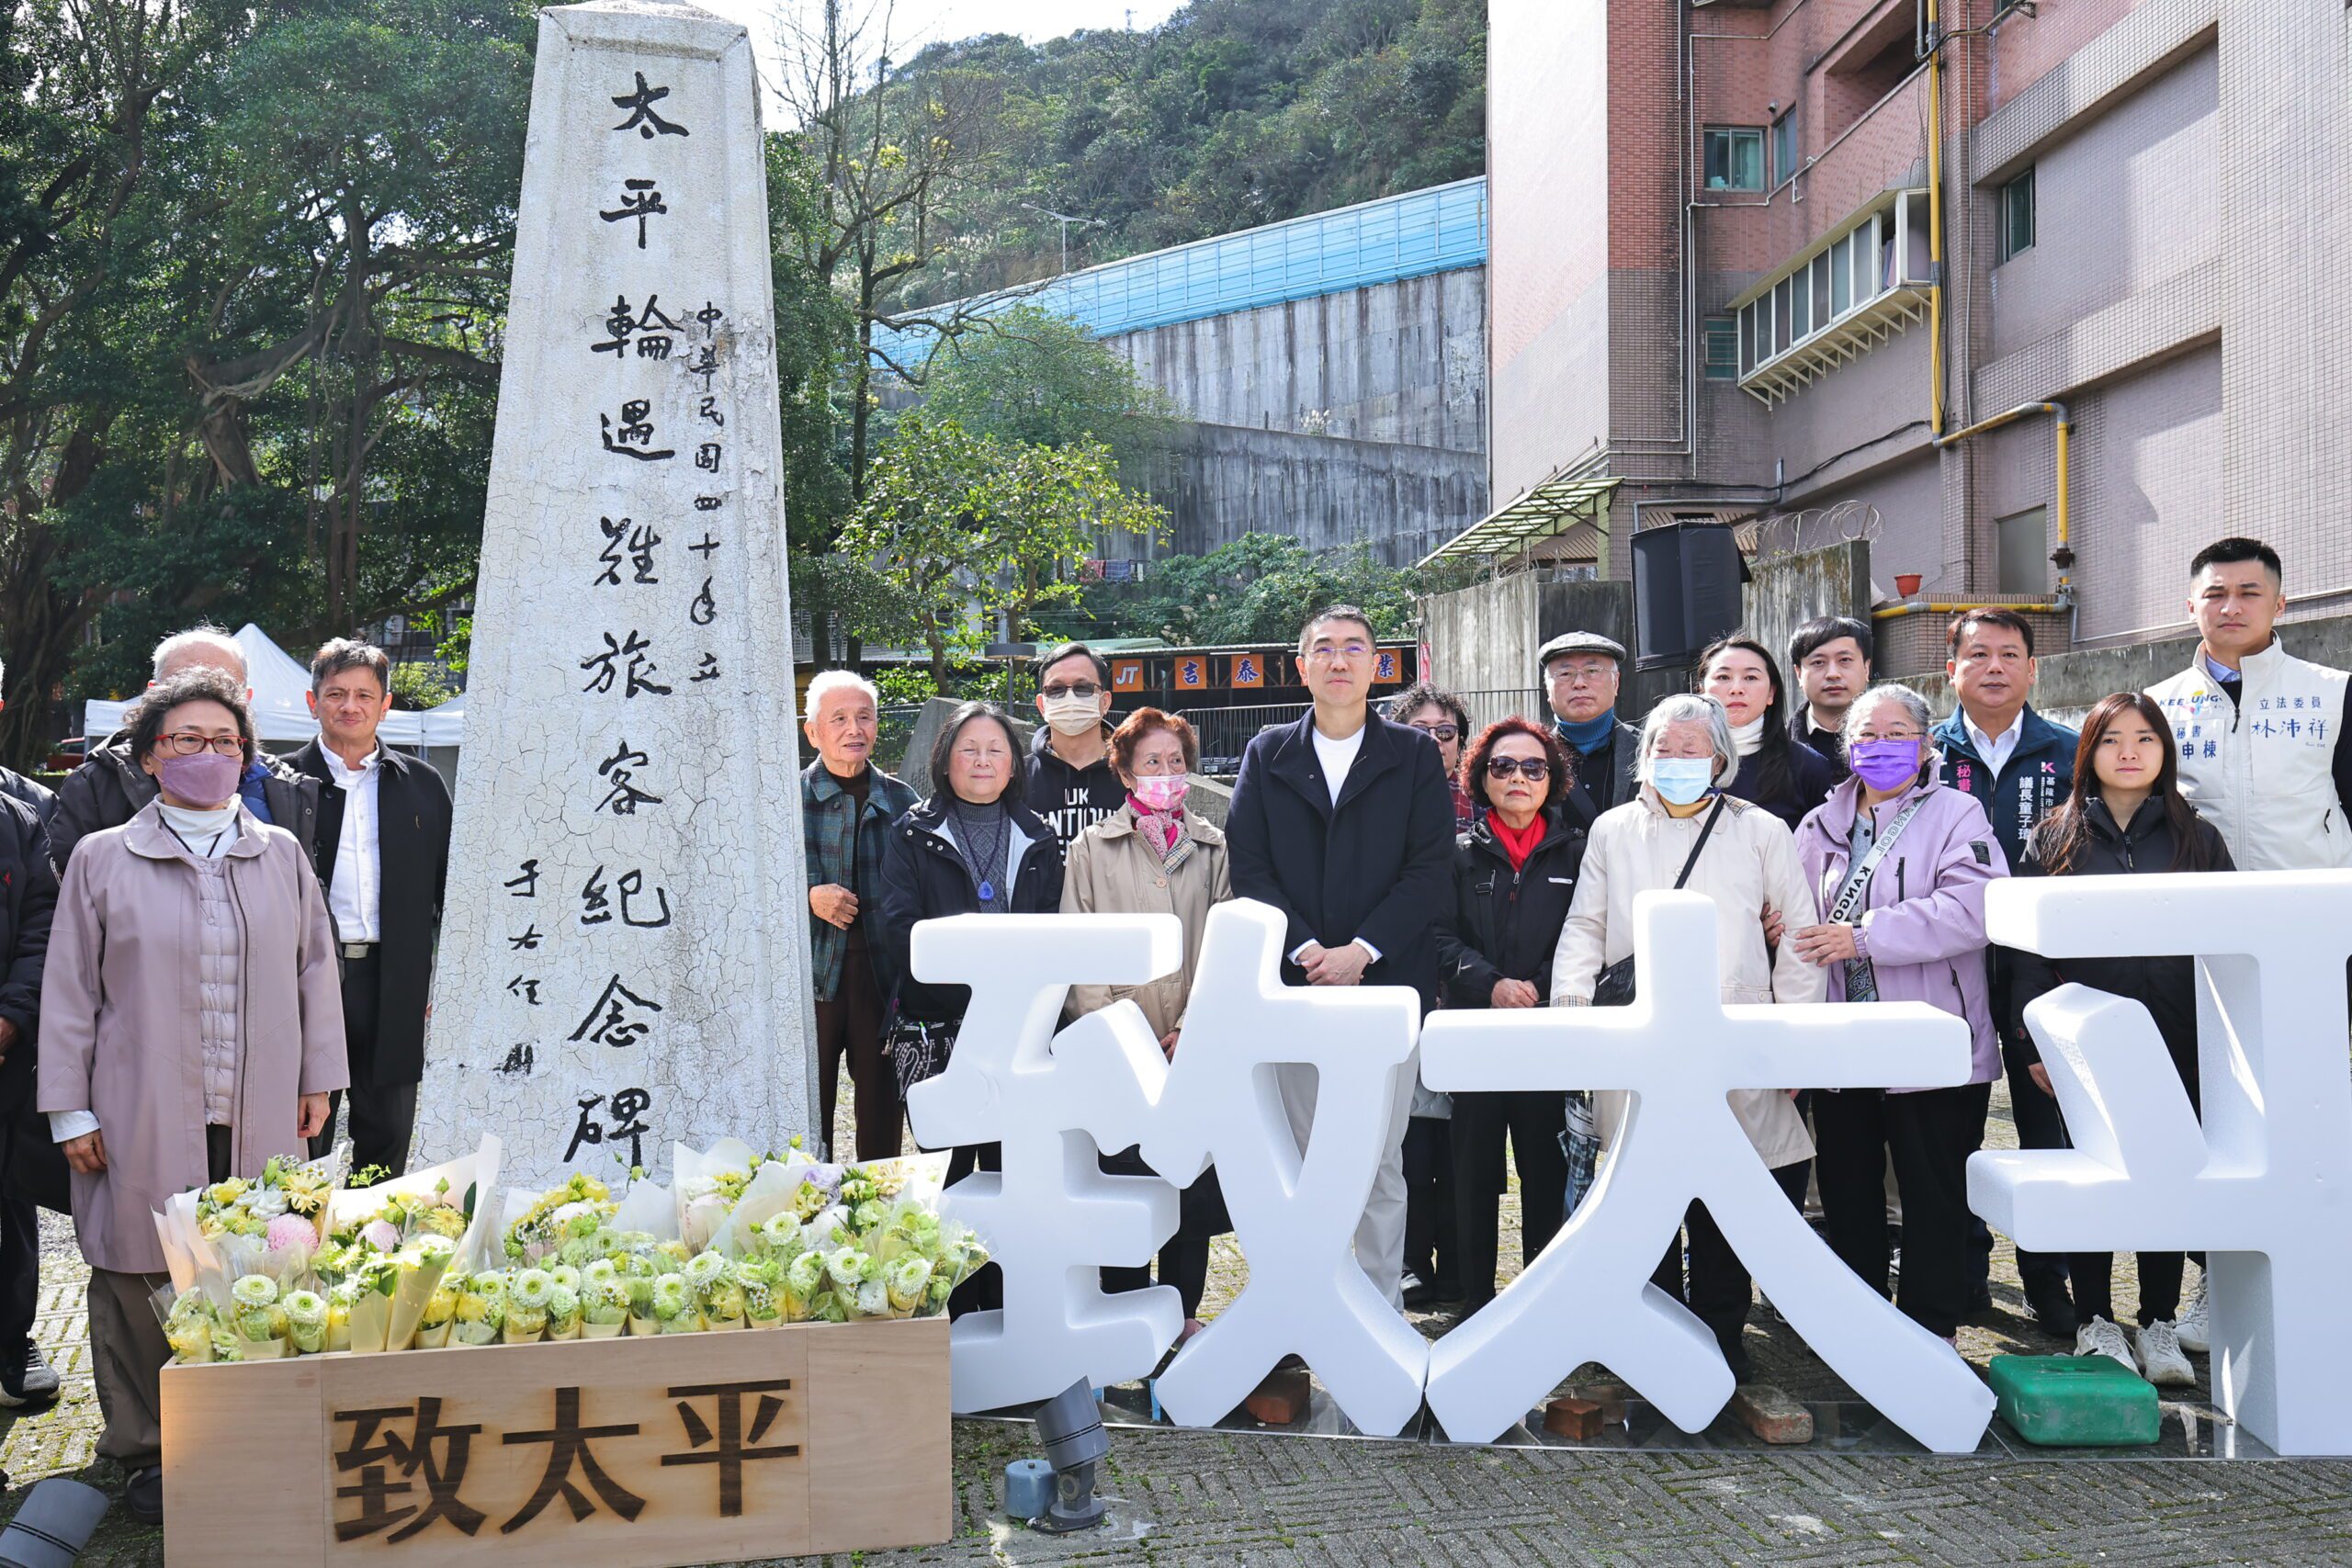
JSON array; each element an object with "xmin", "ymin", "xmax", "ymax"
[
  {"xmin": 1100, "ymin": 534, "xmax": 1465, "ymax": 647},
  {"xmin": 914, "ymin": 304, "xmax": 1173, "ymax": 464},
  {"xmin": 837, "ymin": 412, "xmax": 1165, "ymax": 684}
]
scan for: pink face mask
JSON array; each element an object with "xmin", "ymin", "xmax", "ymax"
[
  {"xmin": 1132, "ymin": 774, "xmax": 1189, "ymax": 813},
  {"xmin": 156, "ymin": 751, "xmax": 243, "ymax": 807}
]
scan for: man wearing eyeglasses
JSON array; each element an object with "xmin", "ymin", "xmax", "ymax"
[
  {"xmin": 1023, "ymin": 641, "xmax": 1130, "ymax": 850},
  {"xmin": 1537, "ymin": 631, "xmax": 1639, "ymax": 829},
  {"xmin": 1227, "ymin": 605, "xmax": 1456, "ymax": 1306},
  {"xmin": 48, "ymin": 626, "xmax": 320, "ymax": 874}
]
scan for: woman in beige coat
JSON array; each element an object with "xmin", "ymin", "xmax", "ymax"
[
  {"xmin": 1062, "ymin": 708, "xmax": 1229, "ymax": 1339},
  {"xmin": 38, "ymin": 668, "xmax": 345, "ymax": 1523},
  {"xmin": 1552, "ymin": 692, "xmax": 1823, "ymax": 1379}
]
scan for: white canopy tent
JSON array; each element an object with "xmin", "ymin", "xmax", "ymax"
[{"xmin": 80, "ymin": 622, "xmax": 465, "ymax": 750}]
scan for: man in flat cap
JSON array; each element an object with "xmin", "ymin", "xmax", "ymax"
[{"xmin": 1537, "ymin": 631, "xmax": 1639, "ymax": 829}]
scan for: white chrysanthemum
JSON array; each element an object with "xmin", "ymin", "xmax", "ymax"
[
  {"xmin": 548, "ymin": 1263, "xmax": 581, "ymax": 1290},
  {"xmin": 282, "ymin": 1290, "xmax": 326, "ymax": 1325},
  {"xmin": 582, "ymin": 1258, "xmax": 620, "ymax": 1288},
  {"xmin": 652, "ymin": 1274, "xmax": 689, "ymax": 1315},
  {"xmin": 825, "ymin": 1247, "xmax": 865, "ymax": 1289},
  {"xmin": 232, "ymin": 1274, "xmax": 278, "ymax": 1308},
  {"xmin": 511, "ymin": 1269, "xmax": 555, "ymax": 1312},
  {"xmin": 683, "ymin": 1250, "xmax": 728, "ymax": 1290},
  {"xmin": 471, "ymin": 1269, "xmax": 511, "ymax": 1302}
]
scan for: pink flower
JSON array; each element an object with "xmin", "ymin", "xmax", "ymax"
[
  {"xmin": 361, "ymin": 1220, "xmax": 400, "ymax": 1253},
  {"xmin": 266, "ymin": 1214, "xmax": 315, "ymax": 1253}
]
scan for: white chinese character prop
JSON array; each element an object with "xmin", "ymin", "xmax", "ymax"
[
  {"xmin": 1420, "ymin": 892, "xmax": 1995, "ymax": 1452},
  {"xmin": 1140, "ymin": 902, "xmax": 1430, "ymax": 1436},
  {"xmin": 906, "ymin": 914, "xmax": 1186, "ymax": 1414},
  {"xmin": 419, "ymin": 0, "xmax": 816, "ymax": 1184},
  {"xmin": 1970, "ymin": 871, "xmax": 2352, "ymax": 1456}
]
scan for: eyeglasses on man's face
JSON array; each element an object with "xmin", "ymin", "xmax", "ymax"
[
  {"xmin": 1039, "ymin": 682, "xmax": 1102, "ymax": 700},
  {"xmin": 1408, "ymin": 721, "xmax": 1459, "ymax": 742},
  {"xmin": 1305, "ymin": 642, "xmax": 1372, "ymax": 665}
]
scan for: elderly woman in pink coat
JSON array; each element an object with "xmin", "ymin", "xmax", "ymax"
[
  {"xmin": 38, "ymin": 667, "xmax": 345, "ymax": 1524},
  {"xmin": 1792, "ymin": 682, "xmax": 2007, "ymax": 1352}
]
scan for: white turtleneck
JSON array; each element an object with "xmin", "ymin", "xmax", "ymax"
[
  {"xmin": 1730, "ymin": 716, "xmax": 1769, "ymax": 759},
  {"xmin": 158, "ymin": 800, "xmax": 241, "ymax": 859}
]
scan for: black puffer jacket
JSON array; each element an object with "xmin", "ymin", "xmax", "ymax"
[
  {"xmin": 2007, "ymin": 794, "xmax": 2233, "ymax": 1088},
  {"xmin": 1434, "ymin": 806, "xmax": 1588, "ymax": 1008},
  {"xmin": 876, "ymin": 795, "xmax": 1065, "ymax": 1024},
  {"xmin": 0, "ymin": 794, "xmax": 60, "ymax": 1209}
]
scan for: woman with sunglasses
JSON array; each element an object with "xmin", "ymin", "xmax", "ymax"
[
  {"xmin": 39, "ymin": 667, "xmax": 345, "ymax": 1524},
  {"xmin": 1393, "ymin": 682, "xmax": 1477, "ymax": 831},
  {"xmin": 1433, "ymin": 718, "xmax": 1585, "ymax": 1310}
]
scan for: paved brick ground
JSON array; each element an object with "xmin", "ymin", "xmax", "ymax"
[{"xmin": 8, "ymin": 1077, "xmax": 2342, "ymax": 1566}]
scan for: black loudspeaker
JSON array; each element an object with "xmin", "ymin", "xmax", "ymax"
[{"xmin": 1631, "ymin": 522, "xmax": 1747, "ymax": 671}]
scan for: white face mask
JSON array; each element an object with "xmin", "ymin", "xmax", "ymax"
[{"xmin": 1039, "ymin": 693, "xmax": 1103, "ymax": 737}]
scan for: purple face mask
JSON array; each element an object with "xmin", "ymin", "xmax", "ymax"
[
  {"xmin": 155, "ymin": 750, "xmax": 243, "ymax": 807},
  {"xmin": 1848, "ymin": 739, "xmax": 1923, "ymax": 792}
]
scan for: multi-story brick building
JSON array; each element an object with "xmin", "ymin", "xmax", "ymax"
[{"xmin": 1471, "ymin": 0, "xmax": 2346, "ymax": 673}]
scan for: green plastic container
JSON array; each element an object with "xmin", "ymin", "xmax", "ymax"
[{"xmin": 1987, "ymin": 1354, "xmax": 2162, "ymax": 1447}]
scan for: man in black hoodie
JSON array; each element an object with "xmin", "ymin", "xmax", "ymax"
[{"xmin": 1022, "ymin": 641, "xmax": 1127, "ymax": 849}]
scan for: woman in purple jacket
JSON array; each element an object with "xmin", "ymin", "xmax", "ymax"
[{"xmin": 1791, "ymin": 684, "xmax": 2007, "ymax": 1346}]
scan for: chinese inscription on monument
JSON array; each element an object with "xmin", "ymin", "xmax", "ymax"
[{"xmin": 418, "ymin": 0, "xmax": 816, "ymax": 1184}]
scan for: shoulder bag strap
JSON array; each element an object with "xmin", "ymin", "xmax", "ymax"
[
  {"xmin": 1670, "ymin": 795, "xmax": 1729, "ymax": 891},
  {"xmin": 1827, "ymin": 791, "xmax": 1933, "ymax": 925}
]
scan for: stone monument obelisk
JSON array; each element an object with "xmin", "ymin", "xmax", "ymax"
[{"xmin": 416, "ymin": 0, "xmax": 817, "ymax": 1184}]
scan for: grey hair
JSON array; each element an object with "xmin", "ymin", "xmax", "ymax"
[
  {"xmin": 805, "ymin": 668, "xmax": 881, "ymax": 717},
  {"xmin": 1639, "ymin": 693, "xmax": 1739, "ymax": 789},
  {"xmin": 152, "ymin": 625, "xmax": 244, "ymax": 682},
  {"xmin": 1841, "ymin": 683, "xmax": 1937, "ymax": 746}
]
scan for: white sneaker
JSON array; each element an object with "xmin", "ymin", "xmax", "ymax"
[
  {"xmin": 2075, "ymin": 1315, "xmax": 2135, "ymax": 1372},
  {"xmin": 2134, "ymin": 1319, "xmax": 2195, "ymax": 1387},
  {"xmin": 2176, "ymin": 1275, "xmax": 2210, "ymax": 1354}
]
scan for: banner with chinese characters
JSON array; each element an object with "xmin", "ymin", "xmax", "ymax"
[
  {"xmin": 159, "ymin": 1318, "xmax": 949, "ymax": 1564},
  {"xmin": 414, "ymin": 0, "xmax": 817, "ymax": 1187}
]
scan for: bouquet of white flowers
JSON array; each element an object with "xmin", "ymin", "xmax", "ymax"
[
  {"xmin": 500, "ymin": 1173, "xmax": 616, "ymax": 1267},
  {"xmin": 650, "ymin": 1272, "xmax": 700, "ymax": 1334},
  {"xmin": 229, "ymin": 1272, "xmax": 290, "ymax": 1359},
  {"xmin": 580, "ymin": 1260, "xmax": 630, "ymax": 1338},
  {"xmin": 504, "ymin": 1268, "xmax": 556, "ymax": 1343}
]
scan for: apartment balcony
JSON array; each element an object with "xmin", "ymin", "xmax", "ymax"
[{"xmin": 1731, "ymin": 187, "xmax": 1935, "ymax": 408}]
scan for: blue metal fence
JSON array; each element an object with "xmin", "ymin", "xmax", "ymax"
[{"xmin": 871, "ymin": 176, "xmax": 1487, "ymax": 367}]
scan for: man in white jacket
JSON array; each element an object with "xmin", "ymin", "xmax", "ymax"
[
  {"xmin": 2143, "ymin": 536, "xmax": 2352, "ymax": 1356},
  {"xmin": 2145, "ymin": 537, "xmax": 2352, "ymax": 873}
]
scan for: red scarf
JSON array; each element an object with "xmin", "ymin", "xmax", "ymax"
[{"xmin": 1488, "ymin": 808, "xmax": 1546, "ymax": 872}]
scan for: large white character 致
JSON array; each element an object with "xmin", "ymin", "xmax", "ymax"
[
  {"xmin": 1970, "ymin": 870, "xmax": 2352, "ymax": 1457},
  {"xmin": 905, "ymin": 912, "xmax": 1187, "ymax": 1414},
  {"xmin": 1419, "ymin": 891, "xmax": 1996, "ymax": 1452},
  {"xmin": 1140, "ymin": 900, "xmax": 1430, "ymax": 1436}
]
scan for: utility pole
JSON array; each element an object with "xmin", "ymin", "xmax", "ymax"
[{"xmin": 1019, "ymin": 201, "xmax": 1102, "ymax": 276}]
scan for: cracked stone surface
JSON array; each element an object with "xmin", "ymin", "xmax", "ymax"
[{"xmin": 412, "ymin": 0, "xmax": 816, "ymax": 1188}]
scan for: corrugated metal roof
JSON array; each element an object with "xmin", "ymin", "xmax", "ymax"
[{"xmin": 871, "ymin": 177, "xmax": 1487, "ymax": 368}]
